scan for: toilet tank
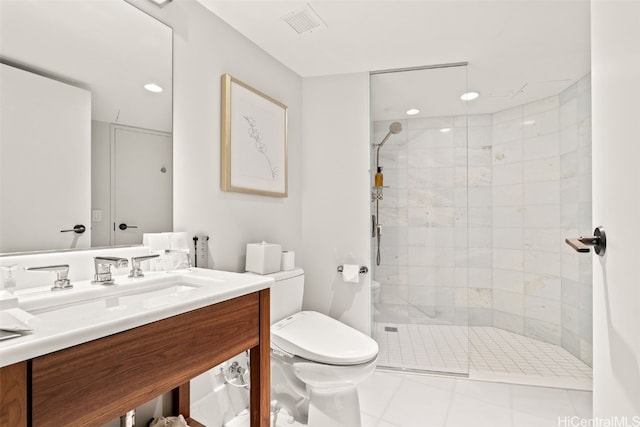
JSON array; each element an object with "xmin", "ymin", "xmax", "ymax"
[{"xmin": 261, "ymin": 268, "xmax": 304, "ymax": 323}]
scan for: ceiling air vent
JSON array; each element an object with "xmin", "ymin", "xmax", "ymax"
[{"xmin": 281, "ymin": 4, "xmax": 327, "ymax": 35}]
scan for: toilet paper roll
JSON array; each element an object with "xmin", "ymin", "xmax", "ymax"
[
  {"xmin": 281, "ymin": 251, "xmax": 295, "ymax": 271},
  {"xmin": 341, "ymin": 264, "xmax": 360, "ymax": 283}
]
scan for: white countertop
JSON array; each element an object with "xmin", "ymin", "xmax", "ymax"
[{"xmin": 0, "ymin": 268, "xmax": 273, "ymax": 368}]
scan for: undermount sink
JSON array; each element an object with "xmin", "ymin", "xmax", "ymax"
[
  {"xmin": 14, "ymin": 270, "xmax": 235, "ymax": 330},
  {"xmin": 29, "ymin": 283, "xmax": 202, "ymax": 326}
]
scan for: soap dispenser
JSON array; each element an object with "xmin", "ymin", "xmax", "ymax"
[{"xmin": 375, "ymin": 166, "xmax": 384, "ymax": 187}]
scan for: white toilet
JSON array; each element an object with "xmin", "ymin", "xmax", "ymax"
[{"xmin": 258, "ymin": 268, "xmax": 378, "ymax": 427}]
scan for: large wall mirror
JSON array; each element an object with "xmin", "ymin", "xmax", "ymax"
[{"xmin": 0, "ymin": 0, "xmax": 173, "ymax": 254}]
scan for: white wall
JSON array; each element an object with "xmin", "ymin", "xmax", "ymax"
[
  {"xmin": 91, "ymin": 120, "xmax": 111, "ymax": 247},
  {"xmin": 301, "ymin": 73, "xmax": 372, "ymax": 334},
  {"xmin": 591, "ymin": 0, "xmax": 640, "ymax": 417},
  {"xmin": 132, "ymin": 0, "xmax": 303, "ymax": 272}
]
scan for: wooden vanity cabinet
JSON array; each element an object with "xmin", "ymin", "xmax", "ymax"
[{"xmin": 0, "ymin": 289, "xmax": 270, "ymax": 427}]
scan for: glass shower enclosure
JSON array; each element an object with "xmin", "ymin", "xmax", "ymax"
[
  {"xmin": 370, "ymin": 64, "xmax": 471, "ymax": 375},
  {"xmin": 370, "ymin": 63, "xmax": 593, "ymax": 388}
]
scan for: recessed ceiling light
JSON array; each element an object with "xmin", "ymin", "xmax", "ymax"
[
  {"xmin": 460, "ymin": 91, "xmax": 479, "ymax": 101},
  {"xmin": 523, "ymin": 120, "xmax": 536, "ymax": 125},
  {"xmin": 406, "ymin": 108, "xmax": 420, "ymax": 116},
  {"xmin": 440, "ymin": 128, "xmax": 452, "ymax": 133},
  {"xmin": 144, "ymin": 83, "xmax": 163, "ymax": 93}
]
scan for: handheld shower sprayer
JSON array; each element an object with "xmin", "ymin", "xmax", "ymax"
[
  {"xmin": 375, "ymin": 121, "xmax": 402, "ymax": 169},
  {"xmin": 373, "ymin": 121, "xmax": 403, "ymax": 266}
]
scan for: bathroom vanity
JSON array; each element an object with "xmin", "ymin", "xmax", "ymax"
[{"xmin": 0, "ymin": 269, "xmax": 272, "ymax": 427}]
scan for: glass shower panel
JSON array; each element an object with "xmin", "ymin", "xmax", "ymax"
[{"xmin": 370, "ymin": 64, "xmax": 470, "ymax": 375}]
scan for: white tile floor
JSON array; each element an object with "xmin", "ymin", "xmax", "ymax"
[
  {"xmin": 359, "ymin": 370, "xmax": 593, "ymax": 427},
  {"xmin": 374, "ymin": 323, "xmax": 592, "ymax": 390}
]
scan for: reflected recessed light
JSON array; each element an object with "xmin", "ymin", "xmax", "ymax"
[
  {"xmin": 406, "ymin": 108, "xmax": 420, "ymax": 116},
  {"xmin": 460, "ymin": 91, "xmax": 479, "ymax": 101},
  {"xmin": 144, "ymin": 83, "xmax": 163, "ymax": 93},
  {"xmin": 440, "ymin": 128, "xmax": 452, "ymax": 133},
  {"xmin": 523, "ymin": 120, "xmax": 536, "ymax": 125}
]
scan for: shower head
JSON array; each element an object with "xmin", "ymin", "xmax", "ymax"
[
  {"xmin": 374, "ymin": 121, "xmax": 403, "ymax": 169},
  {"xmin": 389, "ymin": 121, "xmax": 403, "ymax": 135},
  {"xmin": 377, "ymin": 121, "xmax": 403, "ymax": 148}
]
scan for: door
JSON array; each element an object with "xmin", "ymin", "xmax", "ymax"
[
  {"xmin": 0, "ymin": 64, "xmax": 91, "ymax": 253},
  {"xmin": 111, "ymin": 125, "xmax": 172, "ymax": 246},
  {"xmin": 591, "ymin": 2, "xmax": 640, "ymax": 417}
]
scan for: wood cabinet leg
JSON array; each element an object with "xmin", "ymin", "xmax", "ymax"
[
  {"xmin": 250, "ymin": 288, "xmax": 270, "ymax": 427},
  {"xmin": 172, "ymin": 382, "xmax": 190, "ymax": 419},
  {"xmin": 172, "ymin": 382, "xmax": 206, "ymax": 427}
]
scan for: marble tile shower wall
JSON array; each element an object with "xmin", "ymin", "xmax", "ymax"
[
  {"xmin": 560, "ymin": 76, "xmax": 592, "ymax": 366},
  {"xmin": 372, "ymin": 74, "xmax": 592, "ymax": 366}
]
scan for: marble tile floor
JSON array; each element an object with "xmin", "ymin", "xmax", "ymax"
[
  {"xmin": 374, "ymin": 323, "xmax": 592, "ymax": 390},
  {"xmin": 224, "ymin": 370, "xmax": 592, "ymax": 427}
]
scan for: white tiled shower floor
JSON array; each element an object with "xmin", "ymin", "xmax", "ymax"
[{"xmin": 374, "ymin": 323, "xmax": 592, "ymax": 390}]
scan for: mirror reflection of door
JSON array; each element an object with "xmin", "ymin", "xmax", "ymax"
[
  {"xmin": 111, "ymin": 125, "xmax": 172, "ymax": 246},
  {"xmin": 0, "ymin": 64, "xmax": 91, "ymax": 253}
]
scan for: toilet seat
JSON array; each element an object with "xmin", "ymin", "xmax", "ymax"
[{"xmin": 271, "ymin": 311, "xmax": 378, "ymax": 365}]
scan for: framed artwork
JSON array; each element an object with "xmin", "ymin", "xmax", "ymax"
[{"xmin": 221, "ymin": 73, "xmax": 288, "ymax": 197}]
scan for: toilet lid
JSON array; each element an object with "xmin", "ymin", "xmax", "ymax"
[{"xmin": 271, "ymin": 311, "xmax": 379, "ymax": 365}]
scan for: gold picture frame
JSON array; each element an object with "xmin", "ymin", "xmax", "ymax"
[{"xmin": 221, "ymin": 74, "xmax": 288, "ymax": 197}]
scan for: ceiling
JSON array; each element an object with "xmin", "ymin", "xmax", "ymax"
[
  {"xmin": 0, "ymin": 0, "xmax": 172, "ymax": 132},
  {"xmin": 196, "ymin": 0, "xmax": 591, "ymax": 119}
]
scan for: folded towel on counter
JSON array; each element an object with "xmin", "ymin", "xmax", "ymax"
[
  {"xmin": 143, "ymin": 233, "xmax": 171, "ymax": 252},
  {"xmin": 143, "ymin": 232, "xmax": 191, "ymax": 253},
  {"xmin": 168, "ymin": 232, "xmax": 190, "ymax": 252},
  {"xmin": 0, "ymin": 308, "xmax": 34, "ymax": 332}
]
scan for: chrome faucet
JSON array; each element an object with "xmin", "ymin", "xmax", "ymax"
[
  {"xmin": 128, "ymin": 254, "xmax": 159, "ymax": 278},
  {"xmin": 26, "ymin": 264, "xmax": 72, "ymax": 291},
  {"xmin": 92, "ymin": 257, "xmax": 128, "ymax": 285}
]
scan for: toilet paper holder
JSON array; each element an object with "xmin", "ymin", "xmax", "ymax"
[{"xmin": 337, "ymin": 265, "xmax": 369, "ymax": 275}]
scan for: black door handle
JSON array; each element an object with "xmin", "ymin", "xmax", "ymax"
[
  {"xmin": 118, "ymin": 223, "xmax": 138, "ymax": 231},
  {"xmin": 61, "ymin": 224, "xmax": 86, "ymax": 234}
]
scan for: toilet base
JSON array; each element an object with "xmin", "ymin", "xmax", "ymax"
[{"xmin": 307, "ymin": 385, "xmax": 362, "ymax": 427}]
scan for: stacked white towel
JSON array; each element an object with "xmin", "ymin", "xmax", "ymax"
[
  {"xmin": 143, "ymin": 232, "xmax": 191, "ymax": 271},
  {"xmin": 143, "ymin": 233, "xmax": 171, "ymax": 252},
  {"xmin": 142, "ymin": 232, "xmax": 191, "ymax": 253},
  {"xmin": 168, "ymin": 232, "xmax": 190, "ymax": 252}
]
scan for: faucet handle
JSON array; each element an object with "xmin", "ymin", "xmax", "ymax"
[
  {"xmin": 92, "ymin": 256, "xmax": 129, "ymax": 285},
  {"xmin": 129, "ymin": 254, "xmax": 160, "ymax": 278},
  {"xmin": 26, "ymin": 264, "xmax": 72, "ymax": 291},
  {"xmin": 93, "ymin": 256, "xmax": 129, "ymax": 268}
]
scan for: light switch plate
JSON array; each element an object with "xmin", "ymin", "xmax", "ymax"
[{"xmin": 92, "ymin": 209, "xmax": 102, "ymax": 222}]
